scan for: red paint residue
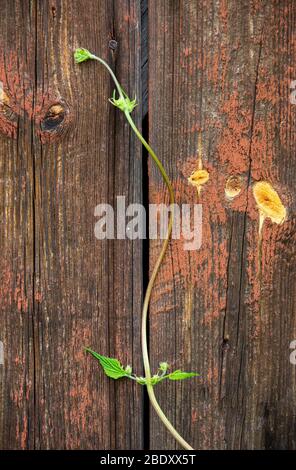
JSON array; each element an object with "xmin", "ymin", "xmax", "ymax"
[
  {"xmin": 14, "ymin": 274, "xmax": 28, "ymax": 313},
  {"xmin": 217, "ymin": 90, "xmax": 251, "ymax": 174},
  {"xmin": 183, "ymin": 47, "xmax": 192, "ymax": 57},
  {"xmin": 0, "ymin": 51, "xmax": 65, "ymax": 141},
  {"xmin": 0, "ymin": 265, "xmax": 13, "ymax": 307},
  {"xmin": 0, "ymin": 262, "xmax": 29, "ymax": 313},
  {"xmin": 149, "ymin": 166, "xmax": 229, "ymax": 326},
  {"xmin": 219, "ymin": 0, "xmax": 228, "ymax": 31},
  {"xmin": 34, "ymin": 291, "xmax": 43, "ymax": 303},
  {"xmin": 256, "ymin": 72, "xmax": 278, "ymax": 106},
  {"xmin": 68, "ymin": 323, "xmax": 93, "ymax": 444}
]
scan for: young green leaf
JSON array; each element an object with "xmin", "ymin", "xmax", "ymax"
[
  {"xmin": 167, "ymin": 370, "xmax": 200, "ymax": 381},
  {"xmin": 159, "ymin": 362, "xmax": 169, "ymax": 373},
  {"xmin": 109, "ymin": 88, "xmax": 138, "ymax": 113},
  {"xmin": 85, "ymin": 348, "xmax": 129, "ymax": 380},
  {"xmin": 135, "ymin": 369, "xmax": 200, "ymax": 386},
  {"xmin": 74, "ymin": 48, "xmax": 94, "ymax": 64}
]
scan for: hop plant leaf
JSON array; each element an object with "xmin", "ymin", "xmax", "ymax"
[
  {"xmin": 159, "ymin": 362, "xmax": 169, "ymax": 372},
  {"xmin": 86, "ymin": 349, "xmax": 199, "ymax": 386},
  {"xmin": 86, "ymin": 349, "xmax": 130, "ymax": 380},
  {"xmin": 109, "ymin": 88, "xmax": 138, "ymax": 113},
  {"xmin": 166, "ymin": 370, "xmax": 200, "ymax": 381},
  {"xmin": 135, "ymin": 370, "xmax": 199, "ymax": 386},
  {"xmin": 74, "ymin": 48, "xmax": 94, "ymax": 64}
]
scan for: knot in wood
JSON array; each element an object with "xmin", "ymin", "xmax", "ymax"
[
  {"xmin": 39, "ymin": 100, "xmax": 71, "ymax": 143},
  {"xmin": 41, "ymin": 103, "xmax": 66, "ymax": 131},
  {"xmin": 0, "ymin": 89, "xmax": 18, "ymax": 138}
]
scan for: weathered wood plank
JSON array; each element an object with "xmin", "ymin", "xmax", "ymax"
[
  {"xmin": 141, "ymin": 0, "xmax": 148, "ymax": 117},
  {"xmin": 149, "ymin": 0, "xmax": 296, "ymax": 449},
  {"xmin": 0, "ymin": 0, "xmax": 143, "ymax": 449},
  {"xmin": 1, "ymin": 0, "xmax": 296, "ymax": 451}
]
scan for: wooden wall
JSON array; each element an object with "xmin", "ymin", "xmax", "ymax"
[{"xmin": 0, "ymin": 0, "xmax": 295, "ymax": 450}]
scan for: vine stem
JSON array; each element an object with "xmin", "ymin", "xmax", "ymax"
[
  {"xmin": 93, "ymin": 54, "xmax": 194, "ymax": 450},
  {"xmin": 125, "ymin": 113, "xmax": 193, "ymax": 451}
]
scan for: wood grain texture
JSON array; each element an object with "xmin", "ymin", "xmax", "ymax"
[
  {"xmin": 148, "ymin": 0, "xmax": 296, "ymax": 450},
  {"xmin": 1, "ymin": 0, "xmax": 296, "ymax": 451},
  {"xmin": 0, "ymin": 0, "xmax": 143, "ymax": 449}
]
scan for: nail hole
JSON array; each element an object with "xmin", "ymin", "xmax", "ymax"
[
  {"xmin": 225, "ymin": 175, "xmax": 243, "ymax": 199},
  {"xmin": 109, "ymin": 39, "xmax": 118, "ymax": 51},
  {"xmin": 222, "ymin": 338, "xmax": 230, "ymax": 351}
]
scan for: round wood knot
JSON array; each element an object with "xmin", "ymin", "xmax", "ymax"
[
  {"xmin": 41, "ymin": 103, "xmax": 66, "ymax": 131},
  {"xmin": 0, "ymin": 89, "xmax": 18, "ymax": 138},
  {"xmin": 225, "ymin": 175, "xmax": 243, "ymax": 200},
  {"xmin": 39, "ymin": 100, "xmax": 71, "ymax": 142}
]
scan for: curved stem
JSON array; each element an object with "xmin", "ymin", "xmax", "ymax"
[
  {"xmin": 92, "ymin": 55, "xmax": 125, "ymax": 101},
  {"xmin": 90, "ymin": 54, "xmax": 193, "ymax": 450},
  {"xmin": 125, "ymin": 112, "xmax": 193, "ymax": 450}
]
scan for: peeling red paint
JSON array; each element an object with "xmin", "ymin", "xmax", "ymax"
[
  {"xmin": 20, "ymin": 415, "xmax": 28, "ymax": 449},
  {"xmin": 0, "ymin": 51, "xmax": 69, "ymax": 142},
  {"xmin": 217, "ymin": 90, "xmax": 251, "ymax": 174},
  {"xmin": 0, "ymin": 263, "xmax": 29, "ymax": 313},
  {"xmin": 219, "ymin": 0, "xmax": 228, "ymax": 30},
  {"xmin": 0, "ymin": 265, "xmax": 13, "ymax": 307},
  {"xmin": 183, "ymin": 47, "xmax": 192, "ymax": 57},
  {"xmin": 149, "ymin": 170, "xmax": 229, "ymax": 328},
  {"xmin": 192, "ymin": 409, "xmax": 198, "ymax": 424},
  {"xmin": 207, "ymin": 365, "xmax": 219, "ymax": 384},
  {"xmin": 14, "ymin": 274, "xmax": 28, "ymax": 313},
  {"xmin": 67, "ymin": 323, "xmax": 93, "ymax": 444},
  {"xmin": 34, "ymin": 291, "xmax": 43, "ymax": 303},
  {"xmin": 256, "ymin": 72, "xmax": 278, "ymax": 105}
]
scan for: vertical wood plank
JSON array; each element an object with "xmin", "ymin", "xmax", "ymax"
[
  {"xmin": 0, "ymin": 0, "xmax": 143, "ymax": 449},
  {"xmin": 149, "ymin": 0, "xmax": 296, "ymax": 449}
]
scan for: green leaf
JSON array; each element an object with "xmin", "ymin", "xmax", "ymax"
[
  {"xmin": 109, "ymin": 89, "xmax": 138, "ymax": 113},
  {"xmin": 167, "ymin": 370, "xmax": 200, "ymax": 381},
  {"xmin": 136, "ymin": 376, "xmax": 147, "ymax": 385},
  {"xmin": 136, "ymin": 375, "xmax": 164, "ymax": 386},
  {"xmin": 74, "ymin": 48, "xmax": 94, "ymax": 64},
  {"xmin": 86, "ymin": 348, "xmax": 128, "ymax": 380},
  {"xmin": 159, "ymin": 362, "xmax": 169, "ymax": 372}
]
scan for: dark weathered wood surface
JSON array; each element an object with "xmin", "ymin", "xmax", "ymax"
[
  {"xmin": 0, "ymin": 0, "xmax": 143, "ymax": 449},
  {"xmin": 0, "ymin": 0, "xmax": 295, "ymax": 451},
  {"xmin": 149, "ymin": 0, "xmax": 296, "ymax": 450}
]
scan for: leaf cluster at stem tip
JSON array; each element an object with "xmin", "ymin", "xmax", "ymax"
[
  {"xmin": 74, "ymin": 48, "xmax": 137, "ymax": 114},
  {"xmin": 85, "ymin": 349, "xmax": 199, "ymax": 386},
  {"xmin": 74, "ymin": 47, "xmax": 95, "ymax": 63},
  {"xmin": 109, "ymin": 88, "xmax": 138, "ymax": 113}
]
